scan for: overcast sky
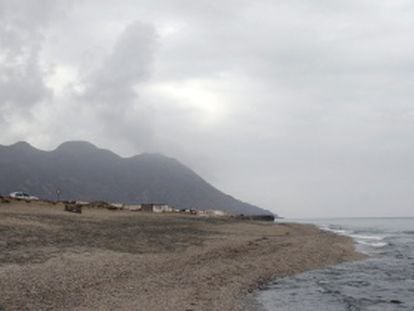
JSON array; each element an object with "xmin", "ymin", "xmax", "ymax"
[{"xmin": 1, "ymin": 0, "xmax": 414, "ymax": 217}]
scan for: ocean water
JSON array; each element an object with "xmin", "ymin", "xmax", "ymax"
[{"xmin": 258, "ymin": 218, "xmax": 414, "ymax": 310}]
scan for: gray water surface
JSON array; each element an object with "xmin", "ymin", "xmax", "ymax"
[{"xmin": 258, "ymin": 218, "xmax": 414, "ymax": 310}]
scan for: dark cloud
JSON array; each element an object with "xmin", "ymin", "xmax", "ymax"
[{"xmin": 78, "ymin": 21, "xmax": 158, "ymax": 150}]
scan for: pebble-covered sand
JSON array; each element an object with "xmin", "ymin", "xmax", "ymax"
[{"xmin": 0, "ymin": 201, "xmax": 363, "ymax": 310}]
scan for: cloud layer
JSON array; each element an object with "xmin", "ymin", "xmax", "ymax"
[{"xmin": 1, "ymin": 0, "xmax": 414, "ymax": 217}]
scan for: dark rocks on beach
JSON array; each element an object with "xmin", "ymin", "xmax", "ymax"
[
  {"xmin": 64, "ymin": 204, "xmax": 82, "ymax": 214},
  {"xmin": 0, "ymin": 196, "xmax": 11, "ymax": 204}
]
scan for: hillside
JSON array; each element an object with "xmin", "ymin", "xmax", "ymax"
[{"xmin": 0, "ymin": 141, "xmax": 273, "ymax": 216}]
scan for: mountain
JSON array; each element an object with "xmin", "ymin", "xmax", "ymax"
[{"xmin": 0, "ymin": 141, "xmax": 274, "ymax": 216}]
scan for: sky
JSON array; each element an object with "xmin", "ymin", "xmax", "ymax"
[{"xmin": 1, "ymin": 0, "xmax": 414, "ymax": 218}]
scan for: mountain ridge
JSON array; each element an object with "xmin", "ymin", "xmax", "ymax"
[{"xmin": 0, "ymin": 141, "xmax": 274, "ymax": 216}]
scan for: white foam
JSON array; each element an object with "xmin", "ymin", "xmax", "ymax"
[
  {"xmin": 350, "ymin": 234, "xmax": 385, "ymax": 241},
  {"xmin": 319, "ymin": 225, "xmax": 388, "ymax": 249},
  {"xmin": 320, "ymin": 226, "xmax": 349, "ymax": 235},
  {"xmin": 356, "ymin": 240, "xmax": 387, "ymax": 248}
]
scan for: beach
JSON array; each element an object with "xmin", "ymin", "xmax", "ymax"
[{"xmin": 0, "ymin": 201, "xmax": 363, "ymax": 310}]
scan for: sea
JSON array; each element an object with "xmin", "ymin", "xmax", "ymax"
[{"xmin": 257, "ymin": 218, "xmax": 414, "ymax": 311}]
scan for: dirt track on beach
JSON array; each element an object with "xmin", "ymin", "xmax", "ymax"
[{"xmin": 0, "ymin": 201, "xmax": 363, "ymax": 310}]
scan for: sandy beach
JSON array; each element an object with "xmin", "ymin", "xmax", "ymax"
[{"xmin": 0, "ymin": 201, "xmax": 363, "ymax": 311}]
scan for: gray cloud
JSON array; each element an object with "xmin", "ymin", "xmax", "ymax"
[
  {"xmin": 78, "ymin": 21, "xmax": 158, "ymax": 150},
  {"xmin": 1, "ymin": 1, "xmax": 414, "ymax": 217},
  {"xmin": 82, "ymin": 21, "xmax": 156, "ymax": 102},
  {"xmin": 0, "ymin": 0, "xmax": 68, "ymax": 125}
]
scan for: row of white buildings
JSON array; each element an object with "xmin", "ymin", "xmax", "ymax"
[
  {"xmin": 74, "ymin": 201, "xmax": 229, "ymax": 217},
  {"xmin": 118, "ymin": 203, "xmax": 227, "ymax": 216}
]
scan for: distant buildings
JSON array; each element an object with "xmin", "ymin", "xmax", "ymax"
[
  {"xmin": 77, "ymin": 200, "xmax": 229, "ymax": 217},
  {"xmin": 119, "ymin": 203, "xmax": 229, "ymax": 217},
  {"xmin": 123, "ymin": 203, "xmax": 178, "ymax": 213}
]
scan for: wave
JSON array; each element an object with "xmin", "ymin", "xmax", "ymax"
[
  {"xmin": 347, "ymin": 233, "xmax": 388, "ymax": 248},
  {"xmin": 356, "ymin": 240, "xmax": 388, "ymax": 248},
  {"xmin": 349, "ymin": 234, "xmax": 385, "ymax": 241},
  {"xmin": 318, "ymin": 225, "xmax": 389, "ymax": 249},
  {"xmin": 319, "ymin": 226, "xmax": 350, "ymax": 235}
]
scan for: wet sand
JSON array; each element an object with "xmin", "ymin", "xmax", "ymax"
[{"xmin": 0, "ymin": 201, "xmax": 363, "ymax": 310}]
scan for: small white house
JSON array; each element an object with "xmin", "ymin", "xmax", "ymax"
[
  {"xmin": 124, "ymin": 204, "xmax": 142, "ymax": 211},
  {"xmin": 194, "ymin": 209, "xmax": 228, "ymax": 217},
  {"xmin": 140, "ymin": 203, "xmax": 174, "ymax": 213},
  {"xmin": 110, "ymin": 203, "xmax": 124, "ymax": 209},
  {"xmin": 211, "ymin": 210, "xmax": 227, "ymax": 217},
  {"xmin": 152, "ymin": 204, "xmax": 174, "ymax": 213}
]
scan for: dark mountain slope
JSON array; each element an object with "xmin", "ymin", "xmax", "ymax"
[{"xmin": 0, "ymin": 141, "xmax": 273, "ymax": 216}]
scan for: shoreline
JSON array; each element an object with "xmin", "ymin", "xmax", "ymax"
[
  {"xmin": 0, "ymin": 202, "xmax": 365, "ymax": 310},
  {"xmin": 245, "ymin": 222, "xmax": 368, "ymax": 311},
  {"xmin": 239, "ymin": 223, "xmax": 366, "ymax": 310}
]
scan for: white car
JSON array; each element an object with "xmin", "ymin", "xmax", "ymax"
[{"xmin": 9, "ymin": 191, "xmax": 39, "ymax": 201}]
